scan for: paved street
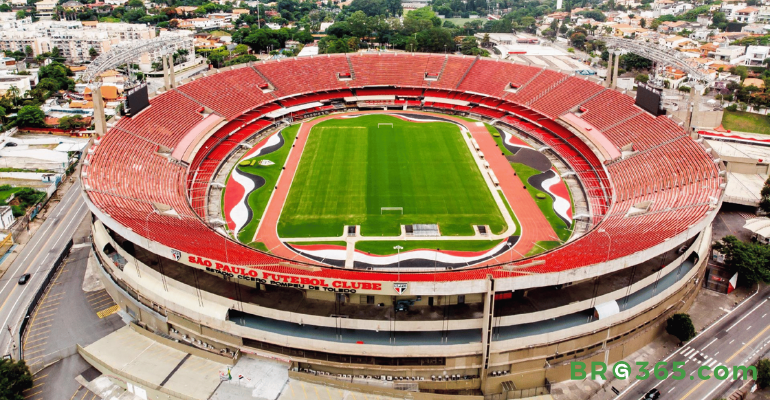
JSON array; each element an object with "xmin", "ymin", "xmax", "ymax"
[
  {"xmin": 21, "ymin": 234, "xmax": 123, "ymax": 371},
  {"xmin": 0, "ymin": 180, "xmax": 89, "ymax": 357},
  {"xmin": 617, "ymin": 285, "xmax": 770, "ymax": 400}
]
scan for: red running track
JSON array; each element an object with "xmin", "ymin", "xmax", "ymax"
[{"xmin": 253, "ymin": 111, "xmax": 557, "ymax": 266}]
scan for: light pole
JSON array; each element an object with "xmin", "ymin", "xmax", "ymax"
[
  {"xmin": 506, "ymin": 242, "xmax": 513, "ymax": 263},
  {"xmin": 394, "ymin": 245, "xmax": 403, "ymax": 279}
]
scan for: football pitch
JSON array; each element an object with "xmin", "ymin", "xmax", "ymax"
[{"xmin": 277, "ymin": 115, "xmax": 507, "ymax": 238}]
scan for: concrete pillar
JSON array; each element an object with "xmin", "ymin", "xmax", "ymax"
[
  {"xmin": 162, "ymin": 54, "xmax": 169, "ymax": 89},
  {"xmin": 605, "ymin": 51, "xmax": 613, "ymax": 88},
  {"xmin": 685, "ymin": 84, "xmax": 702, "ymax": 136},
  {"xmin": 611, "ymin": 51, "xmax": 620, "ymax": 90},
  {"xmin": 168, "ymin": 54, "xmax": 176, "ymax": 89},
  {"xmin": 480, "ymin": 277, "xmax": 495, "ymax": 394},
  {"xmin": 92, "ymin": 86, "xmax": 107, "ymax": 137}
]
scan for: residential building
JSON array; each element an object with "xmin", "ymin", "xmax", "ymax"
[
  {"xmin": 0, "ymin": 75, "xmax": 31, "ymax": 96},
  {"xmin": 758, "ymin": 6, "xmax": 770, "ymax": 23},
  {"xmin": 0, "ymin": 55, "xmax": 16, "ymax": 70},
  {"xmin": 742, "ymin": 23, "xmax": 768, "ymax": 34},
  {"xmin": 720, "ymin": 2, "xmax": 749, "ymax": 20},
  {"xmin": 713, "ymin": 44, "xmax": 746, "ymax": 64},
  {"xmin": 744, "ymin": 45, "xmax": 770, "ymax": 66},
  {"xmin": 0, "ymin": 21, "xmax": 162, "ymax": 63},
  {"xmin": 689, "ymin": 29, "xmax": 715, "ymax": 41},
  {"xmin": 659, "ymin": 35, "xmax": 698, "ymax": 49},
  {"xmin": 35, "ymin": 0, "xmax": 57, "ymax": 18},
  {"xmin": 735, "ymin": 7, "xmax": 759, "ymax": 23}
]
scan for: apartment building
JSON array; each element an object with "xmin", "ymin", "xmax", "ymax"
[{"xmin": 0, "ymin": 21, "xmax": 160, "ymax": 63}]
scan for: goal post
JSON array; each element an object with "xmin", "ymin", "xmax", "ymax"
[
  {"xmin": 381, "ymin": 207, "xmax": 403, "ymax": 215},
  {"xmin": 378, "ymin": 123, "xmax": 394, "ymax": 128}
]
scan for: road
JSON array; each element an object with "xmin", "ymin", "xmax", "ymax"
[
  {"xmin": 617, "ymin": 285, "xmax": 770, "ymax": 400},
  {"xmin": 0, "ymin": 180, "xmax": 88, "ymax": 357}
]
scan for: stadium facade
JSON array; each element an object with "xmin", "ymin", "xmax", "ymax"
[{"xmin": 82, "ymin": 53, "xmax": 723, "ymax": 397}]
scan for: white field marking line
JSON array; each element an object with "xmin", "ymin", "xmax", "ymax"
[
  {"xmin": 0, "ymin": 203, "xmax": 86, "ymax": 337},
  {"xmin": 702, "ymin": 338, "xmax": 718, "ymax": 351},
  {"xmin": 729, "ymin": 340, "xmax": 735, "ymax": 344},
  {"xmin": 726, "ymin": 298, "xmax": 767, "ymax": 331},
  {"xmin": 0, "ymin": 183, "xmax": 80, "ymax": 297},
  {"xmin": 615, "ymin": 289, "xmax": 761, "ymax": 399},
  {"xmin": 748, "ymin": 326, "xmax": 753, "ymax": 330}
]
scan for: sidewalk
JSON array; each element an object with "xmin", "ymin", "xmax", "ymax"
[
  {"xmin": 0, "ymin": 170, "xmax": 82, "ymax": 279},
  {"xmin": 550, "ymin": 285, "xmax": 755, "ymax": 400}
]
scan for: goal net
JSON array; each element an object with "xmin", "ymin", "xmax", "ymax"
[
  {"xmin": 381, "ymin": 207, "xmax": 403, "ymax": 215},
  {"xmin": 378, "ymin": 123, "xmax": 394, "ymax": 128}
]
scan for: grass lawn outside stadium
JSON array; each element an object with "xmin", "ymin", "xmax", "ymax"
[{"xmin": 277, "ymin": 115, "xmax": 508, "ymax": 238}]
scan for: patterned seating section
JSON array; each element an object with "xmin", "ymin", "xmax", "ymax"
[{"xmin": 84, "ymin": 54, "xmax": 722, "ymax": 282}]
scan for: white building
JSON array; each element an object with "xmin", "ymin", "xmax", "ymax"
[
  {"xmin": 0, "ymin": 75, "xmax": 31, "ymax": 96},
  {"xmin": 0, "ymin": 206, "xmax": 15, "ymax": 230},
  {"xmin": 713, "ymin": 44, "xmax": 746, "ymax": 64},
  {"xmin": 744, "ymin": 45, "xmax": 770, "ymax": 66},
  {"xmin": 735, "ymin": 7, "xmax": 759, "ymax": 23},
  {"xmin": 0, "ymin": 21, "xmax": 162, "ymax": 63},
  {"xmin": 721, "ymin": 2, "xmax": 749, "ymax": 20}
]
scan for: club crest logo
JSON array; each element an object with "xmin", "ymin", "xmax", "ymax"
[
  {"xmin": 171, "ymin": 249, "xmax": 181, "ymax": 261},
  {"xmin": 394, "ymin": 283, "xmax": 407, "ymax": 295}
]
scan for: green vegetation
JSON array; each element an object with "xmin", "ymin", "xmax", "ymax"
[
  {"xmin": 510, "ymin": 162, "xmax": 572, "ymax": 242},
  {"xmin": 15, "ymin": 106, "xmax": 45, "ymax": 127},
  {"xmin": 487, "ymin": 128, "xmax": 572, "ymax": 241},
  {"xmin": 278, "ymin": 115, "xmax": 506, "ymax": 238},
  {"xmin": 758, "ymin": 359, "xmax": 770, "ymax": 388},
  {"xmin": 0, "ymin": 358, "xmax": 33, "ymax": 399},
  {"xmin": 249, "ymin": 241, "xmax": 271, "ymax": 253},
  {"xmin": 721, "ymin": 111, "xmax": 770, "ymax": 135},
  {"xmin": 712, "ymin": 235, "xmax": 770, "ymax": 287},
  {"xmin": 498, "ymin": 194, "xmax": 519, "ymax": 235},
  {"xmin": 289, "ymin": 241, "xmax": 348, "ymax": 247},
  {"xmin": 356, "ymin": 239, "xmax": 503, "ymax": 255},
  {"xmin": 0, "ymin": 186, "xmax": 46, "ymax": 217},
  {"xmin": 232, "ymin": 126, "xmax": 296, "ymax": 244},
  {"xmin": 666, "ymin": 313, "xmax": 696, "ymax": 342},
  {"xmin": 524, "ymin": 240, "xmax": 561, "ymax": 256},
  {"xmin": 0, "ymin": 185, "xmax": 22, "ymax": 204}
]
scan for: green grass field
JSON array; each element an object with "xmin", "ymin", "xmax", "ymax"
[
  {"xmin": 721, "ymin": 111, "xmax": 770, "ymax": 135},
  {"xmin": 524, "ymin": 240, "xmax": 561, "ymax": 256},
  {"xmin": 356, "ymin": 239, "xmax": 503, "ymax": 255},
  {"xmin": 228, "ymin": 125, "xmax": 296, "ymax": 244},
  {"xmin": 510, "ymin": 162, "xmax": 572, "ymax": 242},
  {"xmin": 277, "ymin": 115, "xmax": 507, "ymax": 238},
  {"xmin": 288, "ymin": 241, "xmax": 348, "ymax": 247}
]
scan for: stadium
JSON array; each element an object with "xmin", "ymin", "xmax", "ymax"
[{"xmin": 81, "ymin": 53, "xmax": 723, "ymax": 397}]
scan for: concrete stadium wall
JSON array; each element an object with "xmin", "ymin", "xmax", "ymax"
[
  {"xmin": 83, "ymin": 186, "xmax": 719, "ymax": 297},
  {"xmin": 91, "ymin": 219, "xmax": 710, "ymax": 363},
  {"xmin": 92, "ymin": 219, "xmax": 708, "ymax": 338}
]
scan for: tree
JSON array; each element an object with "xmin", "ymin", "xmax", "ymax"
[
  {"xmin": 0, "ymin": 358, "xmax": 33, "ymax": 399},
  {"xmin": 89, "ymin": 47, "xmax": 98, "ymax": 58},
  {"xmin": 24, "ymin": 45, "xmax": 33, "ymax": 57},
  {"xmin": 640, "ymin": 18, "xmax": 646, "ymax": 28},
  {"xmin": 713, "ymin": 235, "xmax": 770, "ymax": 286},
  {"xmin": 16, "ymin": 105, "xmax": 45, "ymax": 127},
  {"xmin": 635, "ymin": 74, "xmax": 649, "ymax": 83},
  {"xmin": 58, "ymin": 115, "xmax": 89, "ymax": 130},
  {"xmin": 666, "ymin": 313, "xmax": 696, "ymax": 342},
  {"xmin": 0, "ymin": 105, "xmax": 6, "ymax": 124},
  {"xmin": 758, "ymin": 359, "xmax": 770, "ymax": 388}
]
